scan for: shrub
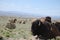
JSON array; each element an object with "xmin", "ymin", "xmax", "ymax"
[{"xmin": 6, "ymin": 23, "xmax": 16, "ymax": 29}]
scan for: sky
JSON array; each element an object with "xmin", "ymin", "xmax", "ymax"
[{"xmin": 0, "ymin": 0, "xmax": 60, "ymax": 17}]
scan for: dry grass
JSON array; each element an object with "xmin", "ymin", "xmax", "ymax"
[{"xmin": 0, "ymin": 16, "xmax": 60, "ymax": 40}]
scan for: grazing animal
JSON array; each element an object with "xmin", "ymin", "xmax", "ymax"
[
  {"xmin": 31, "ymin": 16, "xmax": 60, "ymax": 40},
  {"xmin": 19, "ymin": 20, "xmax": 22, "ymax": 24},
  {"xmin": 18, "ymin": 20, "xmax": 26, "ymax": 24},
  {"xmin": 54, "ymin": 22, "xmax": 60, "ymax": 32},
  {"xmin": 13, "ymin": 18, "xmax": 17, "ymax": 23},
  {"xmin": 45, "ymin": 16, "xmax": 51, "ymax": 23},
  {"xmin": 31, "ymin": 20, "xmax": 55, "ymax": 40},
  {"xmin": 22, "ymin": 21, "xmax": 26, "ymax": 24},
  {"xmin": 9, "ymin": 18, "xmax": 17, "ymax": 23}
]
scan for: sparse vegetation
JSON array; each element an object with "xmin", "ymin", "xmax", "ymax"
[
  {"xmin": 6, "ymin": 23, "xmax": 16, "ymax": 29},
  {"xmin": 0, "ymin": 16, "xmax": 60, "ymax": 40}
]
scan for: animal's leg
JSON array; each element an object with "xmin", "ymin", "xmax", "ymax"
[
  {"xmin": 55, "ymin": 38, "xmax": 56, "ymax": 40},
  {"xmin": 36, "ymin": 36, "xmax": 38, "ymax": 39},
  {"xmin": 34, "ymin": 35, "xmax": 39, "ymax": 40},
  {"xmin": 54, "ymin": 37, "xmax": 56, "ymax": 40}
]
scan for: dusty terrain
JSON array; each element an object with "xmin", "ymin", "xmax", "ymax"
[{"xmin": 0, "ymin": 16, "xmax": 60, "ymax": 40}]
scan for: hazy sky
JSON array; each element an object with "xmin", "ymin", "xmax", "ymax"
[{"xmin": 0, "ymin": 0, "xmax": 60, "ymax": 16}]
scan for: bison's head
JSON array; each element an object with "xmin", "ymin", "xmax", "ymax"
[{"xmin": 45, "ymin": 16, "xmax": 51, "ymax": 23}]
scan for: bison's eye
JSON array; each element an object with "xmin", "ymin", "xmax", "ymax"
[{"xmin": 38, "ymin": 22, "xmax": 40, "ymax": 26}]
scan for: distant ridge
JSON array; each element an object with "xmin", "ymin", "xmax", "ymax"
[
  {"xmin": 0, "ymin": 11, "xmax": 42, "ymax": 18},
  {"xmin": 0, "ymin": 11, "xmax": 60, "ymax": 19}
]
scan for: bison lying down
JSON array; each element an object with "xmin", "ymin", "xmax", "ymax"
[{"xmin": 31, "ymin": 16, "xmax": 60, "ymax": 40}]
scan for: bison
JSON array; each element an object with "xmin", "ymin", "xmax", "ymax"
[
  {"xmin": 31, "ymin": 16, "xmax": 60, "ymax": 40},
  {"xmin": 54, "ymin": 22, "xmax": 60, "ymax": 32},
  {"xmin": 9, "ymin": 18, "xmax": 17, "ymax": 23}
]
